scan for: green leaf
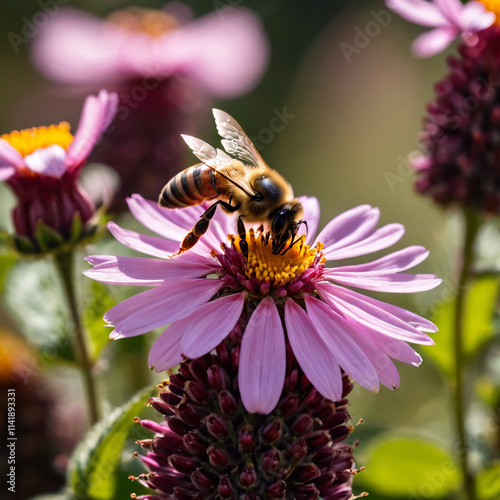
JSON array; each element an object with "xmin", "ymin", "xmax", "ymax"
[
  {"xmin": 422, "ymin": 275, "xmax": 500, "ymax": 377},
  {"xmin": 477, "ymin": 462, "xmax": 500, "ymax": 500},
  {"xmin": 82, "ymin": 281, "xmax": 116, "ymax": 361},
  {"xmin": 4, "ymin": 259, "xmax": 75, "ymax": 363},
  {"xmin": 68, "ymin": 385, "xmax": 155, "ymax": 500},
  {"xmin": 361, "ymin": 436, "xmax": 460, "ymax": 498},
  {"xmin": 35, "ymin": 221, "xmax": 65, "ymax": 252},
  {"xmin": 0, "ymin": 253, "xmax": 17, "ymax": 293}
]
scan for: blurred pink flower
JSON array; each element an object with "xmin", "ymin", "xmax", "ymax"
[
  {"xmin": 31, "ymin": 4, "xmax": 269, "ymax": 210},
  {"xmin": 85, "ymin": 195, "xmax": 440, "ymax": 414},
  {"xmin": 386, "ymin": 0, "xmax": 495, "ymax": 56},
  {"xmin": 0, "ymin": 89, "xmax": 117, "ymax": 247},
  {"xmin": 31, "ymin": 4, "xmax": 269, "ymax": 99}
]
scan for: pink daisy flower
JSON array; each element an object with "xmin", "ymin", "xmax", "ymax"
[
  {"xmin": 386, "ymin": 0, "xmax": 495, "ymax": 56},
  {"xmin": 31, "ymin": 3, "xmax": 269, "ymax": 99},
  {"xmin": 0, "ymin": 89, "xmax": 117, "ymax": 249},
  {"xmin": 85, "ymin": 193, "xmax": 440, "ymax": 415}
]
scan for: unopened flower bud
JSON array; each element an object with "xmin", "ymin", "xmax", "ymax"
[
  {"xmin": 218, "ymin": 390, "xmax": 237, "ymax": 414},
  {"xmin": 238, "ymin": 425, "xmax": 254, "ymax": 452},
  {"xmin": 208, "ymin": 446, "xmax": 230, "ymax": 468},
  {"xmin": 262, "ymin": 418, "xmax": 283, "ymax": 443},
  {"xmin": 239, "ymin": 465, "xmax": 257, "ymax": 487},
  {"xmin": 206, "ymin": 414, "xmax": 230, "ymax": 438}
]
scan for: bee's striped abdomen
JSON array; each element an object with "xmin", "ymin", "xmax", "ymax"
[{"xmin": 159, "ymin": 164, "xmax": 218, "ymax": 208}]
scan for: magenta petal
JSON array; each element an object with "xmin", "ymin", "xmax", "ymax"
[
  {"xmin": 108, "ymin": 279, "xmax": 223, "ymax": 338},
  {"xmin": 304, "ymin": 295, "xmax": 380, "ymax": 392},
  {"xmin": 434, "ymin": 0, "xmax": 463, "ymax": 25},
  {"xmin": 284, "ymin": 299, "xmax": 343, "ymax": 402},
  {"xmin": 323, "ymin": 223, "xmax": 405, "ymax": 261},
  {"xmin": 331, "ymin": 246, "xmax": 429, "ymax": 275},
  {"xmin": 239, "ymin": 297, "xmax": 286, "ymax": 414},
  {"xmin": 107, "ymin": 221, "xmax": 179, "ymax": 258},
  {"xmin": 412, "ymin": 27, "xmax": 457, "ymax": 57},
  {"xmin": 386, "ymin": 0, "xmax": 447, "ymax": 26},
  {"xmin": 148, "ymin": 326, "xmax": 185, "ymax": 371},
  {"xmin": 340, "ymin": 321, "xmax": 401, "ymax": 390},
  {"xmin": 325, "ymin": 270, "xmax": 442, "ymax": 293},
  {"xmin": 322, "ymin": 284, "xmax": 437, "ymax": 333},
  {"xmin": 316, "ymin": 205, "xmax": 380, "ymax": 255},
  {"xmin": 180, "ymin": 293, "xmax": 246, "ymax": 358},
  {"xmin": 127, "ymin": 194, "xmax": 200, "ymax": 242},
  {"xmin": 0, "ymin": 139, "xmax": 25, "ymax": 170},
  {"xmin": 317, "ymin": 283, "xmax": 434, "ymax": 345},
  {"xmin": 298, "ymin": 196, "xmax": 320, "ymax": 245},
  {"xmin": 0, "ymin": 165, "xmax": 16, "ymax": 181},
  {"xmin": 24, "ymin": 145, "xmax": 67, "ymax": 178},
  {"xmin": 84, "ymin": 255, "xmax": 217, "ymax": 285},
  {"xmin": 66, "ymin": 89, "xmax": 118, "ymax": 168},
  {"xmin": 460, "ymin": 3, "xmax": 495, "ymax": 31}
]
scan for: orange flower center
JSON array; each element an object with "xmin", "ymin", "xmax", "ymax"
[
  {"xmin": 1, "ymin": 122, "xmax": 73, "ymax": 158},
  {"xmin": 479, "ymin": 0, "xmax": 500, "ymax": 23},
  {"xmin": 107, "ymin": 7, "xmax": 179, "ymax": 38},
  {"xmin": 231, "ymin": 227, "xmax": 325, "ymax": 288}
]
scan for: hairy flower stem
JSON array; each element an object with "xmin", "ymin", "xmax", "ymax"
[
  {"xmin": 55, "ymin": 250, "xmax": 100, "ymax": 425},
  {"xmin": 454, "ymin": 208, "xmax": 481, "ymax": 500}
]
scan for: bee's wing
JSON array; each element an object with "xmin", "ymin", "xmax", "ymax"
[
  {"xmin": 212, "ymin": 109, "xmax": 267, "ymax": 168},
  {"xmin": 181, "ymin": 134, "xmax": 231, "ymax": 167},
  {"xmin": 181, "ymin": 134, "xmax": 257, "ymax": 198}
]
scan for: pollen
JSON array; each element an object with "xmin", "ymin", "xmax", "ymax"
[
  {"xmin": 479, "ymin": 0, "xmax": 500, "ymax": 22},
  {"xmin": 231, "ymin": 228, "xmax": 326, "ymax": 288},
  {"xmin": 1, "ymin": 122, "xmax": 73, "ymax": 158},
  {"xmin": 107, "ymin": 7, "xmax": 179, "ymax": 38}
]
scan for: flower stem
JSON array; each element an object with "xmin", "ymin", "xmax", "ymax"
[
  {"xmin": 454, "ymin": 208, "xmax": 481, "ymax": 500},
  {"xmin": 55, "ymin": 250, "xmax": 100, "ymax": 425}
]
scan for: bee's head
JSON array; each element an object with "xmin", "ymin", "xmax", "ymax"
[{"xmin": 270, "ymin": 200, "xmax": 305, "ymax": 254}]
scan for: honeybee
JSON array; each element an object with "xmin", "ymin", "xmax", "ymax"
[{"xmin": 158, "ymin": 109, "xmax": 305, "ymax": 257}]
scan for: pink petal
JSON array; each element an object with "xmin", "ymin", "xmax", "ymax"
[
  {"xmin": 322, "ymin": 284, "xmax": 437, "ymax": 333},
  {"xmin": 340, "ymin": 320, "xmax": 401, "ymax": 390},
  {"xmin": 460, "ymin": 2, "xmax": 495, "ymax": 31},
  {"xmin": 0, "ymin": 139, "xmax": 24, "ymax": 170},
  {"xmin": 0, "ymin": 165, "xmax": 16, "ymax": 181},
  {"xmin": 325, "ymin": 270, "xmax": 442, "ymax": 293},
  {"xmin": 330, "ymin": 246, "xmax": 429, "ymax": 275},
  {"xmin": 386, "ymin": 0, "xmax": 448, "ymax": 26},
  {"xmin": 317, "ymin": 283, "xmax": 434, "ymax": 345},
  {"xmin": 66, "ymin": 89, "xmax": 118, "ymax": 168},
  {"xmin": 24, "ymin": 145, "xmax": 67, "ymax": 178},
  {"xmin": 148, "ymin": 326, "xmax": 185, "ymax": 371},
  {"xmin": 298, "ymin": 196, "xmax": 320, "ymax": 245},
  {"xmin": 435, "ymin": 0, "xmax": 463, "ymax": 25},
  {"xmin": 412, "ymin": 27, "xmax": 457, "ymax": 57},
  {"xmin": 127, "ymin": 194, "xmax": 201, "ymax": 242},
  {"xmin": 84, "ymin": 255, "xmax": 217, "ymax": 285},
  {"xmin": 316, "ymin": 205, "xmax": 380, "ymax": 255},
  {"xmin": 107, "ymin": 279, "xmax": 223, "ymax": 338},
  {"xmin": 107, "ymin": 221, "xmax": 179, "ymax": 258},
  {"xmin": 323, "ymin": 223, "xmax": 405, "ymax": 261},
  {"xmin": 239, "ymin": 297, "xmax": 286, "ymax": 414},
  {"xmin": 31, "ymin": 8, "xmax": 123, "ymax": 84},
  {"xmin": 304, "ymin": 295, "xmax": 380, "ymax": 392},
  {"xmin": 284, "ymin": 299, "xmax": 343, "ymax": 402},
  {"xmin": 180, "ymin": 293, "xmax": 246, "ymax": 358},
  {"xmin": 166, "ymin": 9, "xmax": 269, "ymax": 98}
]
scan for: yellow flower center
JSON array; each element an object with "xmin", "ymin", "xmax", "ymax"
[
  {"xmin": 107, "ymin": 7, "xmax": 179, "ymax": 38},
  {"xmin": 479, "ymin": 0, "xmax": 500, "ymax": 22},
  {"xmin": 231, "ymin": 228, "xmax": 325, "ymax": 288},
  {"xmin": 1, "ymin": 122, "xmax": 73, "ymax": 158}
]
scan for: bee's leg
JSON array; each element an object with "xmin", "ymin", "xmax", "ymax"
[
  {"xmin": 172, "ymin": 199, "xmax": 240, "ymax": 257},
  {"xmin": 237, "ymin": 216, "xmax": 248, "ymax": 260}
]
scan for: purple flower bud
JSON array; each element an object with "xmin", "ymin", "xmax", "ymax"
[
  {"xmin": 206, "ymin": 414, "xmax": 230, "ymax": 438},
  {"xmin": 218, "ymin": 390, "xmax": 237, "ymax": 414},
  {"xmin": 218, "ymin": 475, "xmax": 235, "ymax": 499},
  {"xmin": 169, "ymin": 454, "xmax": 198, "ymax": 475},
  {"xmin": 238, "ymin": 425, "xmax": 254, "ymax": 452},
  {"xmin": 262, "ymin": 418, "xmax": 283, "ymax": 443},
  {"xmin": 207, "ymin": 446, "xmax": 230, "ymax": 468},
  {"xmin": 239, "ymin": 465, "xmax": 257, "ymax": 487}
]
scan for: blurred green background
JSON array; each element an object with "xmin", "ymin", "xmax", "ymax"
[{"xmin": 1, "ymin": 1, "xmax": 493, "ymax": 499}]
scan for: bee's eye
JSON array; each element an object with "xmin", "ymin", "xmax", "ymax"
[{"xmin": 272, "ymin": 213, "xmax": 287, "ymax": 236}]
